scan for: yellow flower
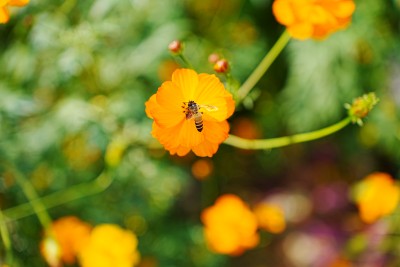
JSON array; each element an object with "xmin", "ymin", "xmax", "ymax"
[
  {"xmin": 354, "ymin": 172, "xmax": 400, "ymax": 223},
  {"xmin": 145, "ymin": 68, "xmax": 235, "ymax": 157},
  {"xmin": 40, "ymin": 216, "xmax": 92, "ymax": 265},
  {"xmin": 79, "ymin": 224, "xmax": 140, "ymax": 267},
  {"xmin": 105, "ymin": 138, "xmax": 127, "ymax": 167},
  {"xmin": 253, "ymin": 203, "xmax": 286, "ymax": 234},
  {"xmin": 201, "ymin": 194, "xmax": 259, "ymax": 255},
  {"xmin": 0, "ymin": 0, "xmax": 29, "ymax": 24},
  {"xmin": 272, "ymin": 0, "xmax": 356, "ymax": 40}
]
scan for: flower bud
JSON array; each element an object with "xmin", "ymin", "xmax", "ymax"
[
  {"xmin": 168, "ymin": 40, "xmax": 183, "ymax": 54},
  {"xmin": 208, "ymin": 53, "xmax": 220, "ymax": 64},
  {"xmin": 213, "ymin": 59, "xmax": 229, "ymax": 73},
  {"xmin": 345, "ymin": 93, "xmax": 379, "ymax": 125}
]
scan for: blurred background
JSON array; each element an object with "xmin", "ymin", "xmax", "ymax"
[{"xmin": 0, "ymin": 0, "xmax": 400, "ymax": 266}]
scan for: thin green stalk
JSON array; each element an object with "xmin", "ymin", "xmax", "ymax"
[
  {"xmin": 0, "ymin": 210, "xmax": 13, "ymax": 265},
  {"xmin": 178, "ymin": 54, "xmax": 194, "ymax": 69},
  {"xmin": 4, "ymin": 171, "xmax": 112, "ymax": 221},
  {"xmin": 224, "ymin": 117, "xmax": 351, "ymax": 150},
  {"xmin": 236, "ymin": 30, "xmax": 291, "ymax": 102},
  {"xmin": 8, "ymin": 165, "xmax": 52, "ymax": 229}
]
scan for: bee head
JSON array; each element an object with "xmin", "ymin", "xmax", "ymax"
[{"xmin": 187, "ymin": 100, "xmax": 196, "ymax": 109}]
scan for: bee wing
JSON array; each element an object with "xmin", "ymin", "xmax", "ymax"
[{"xmin": 198, "ymin": 104, "xmax": 218, "ymax": 112}]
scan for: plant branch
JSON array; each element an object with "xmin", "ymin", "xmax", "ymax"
[
  {"xmin": 224, "ymin": 117, "xmax": 351, "ymax": 150},
  {"xmin": 3, "ymin": 170, "xmax": 112, "ymax": 221},
  {"xmin": 236, "ymin": 30, "xmax": 291, "ymax": 103}
]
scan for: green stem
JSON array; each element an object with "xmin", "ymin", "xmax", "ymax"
[
  {"xmin": 0, "ymin": 209, "xmax": 13, "ymax": 265},
  {"xmin": 236, "ymin": 30, "xmax": 291, "ymax": 103},
  {"xmin": 224, "ymin": 117, "xmax": 351, "ymax": 150},
  {"xmin": 8, "ymin": 165, "xmax": 52, "ymax": 229},
  {"xmin": 178, "ymin": 54, "xmax": 194, "ymax": 69},
  {"xmin": 4, "ymin": 171, "xmax": 112, "ymax": 221}
]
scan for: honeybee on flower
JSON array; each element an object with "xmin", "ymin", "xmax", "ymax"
[
  {"xmin": 183, "ymin": 100, "xmax": 218, "ymax": 132},
  {"xmin": 145, "ymin": 68, "xmax": 235, "ymax": 157}
]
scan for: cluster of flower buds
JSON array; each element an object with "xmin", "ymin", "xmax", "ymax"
[{"xmin": 208, "ymin": 53, "xmax": 229, "ymax": 73}]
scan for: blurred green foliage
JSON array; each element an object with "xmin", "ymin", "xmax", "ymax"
[{"xmin": 0, "ymin": 0, "xmax": 399, "ymax": 266}]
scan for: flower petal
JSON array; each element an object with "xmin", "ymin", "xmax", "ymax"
[
  {"xmin": 168, "ymin": 145, "xmax": 191, "ymax": 156},
  {"xmin": 151, "ymin": 122, "xmax": 181, "ymax": 149},
  {"xmin": 195, "ymin": 74, "xmax": 227, "ymax": 105},
  {"xmin": 202, "ymin": 120, "xmax": 229, "ymax": 143},
  {"xmin": 145, "ymin": 94, "xmax": 157, "ymax": 119},
  {"xmin": 225, "ymin": 95, "xmax": 235, "ymax": 118},
  {"xmin": 272, "ymin": 0, "xmax": 295, "ymax": 26},
  {"xmin": 287, "ymin": 22, "xmax": 313, "ymax": 40},
  {"xmin": 8, "ymin": 0, "xmax": 29, "ymax": 6},
  {"xmin": 171, "ymin": 68, "xmax": 199, "ymax": 101},
  {"xmin": 151, "ymin": 101, "xmax": 184, "ymax": 128},
  {"xmin": 156, "ymin": 81, "xmax": 184, "ymax": 112},
  {"xmin": 152, "ymin": 119, "xmax": 204, "ymax": 151},
  {"xmin": 194, "ymin": 73, "xmax": 235, "ymax": 121},
  {"xmin": 0, "ymin": 7, "xmax": 9, "ymax": 23},
  {"xmin": 192, "ymin": 139, "xmax": 219, "ymax": 157},
  {"xmin": 179, "ymin": 119, "xmax": 204, "ymax": 148},
  {"xmin": 326, "ymin": 0, "xmax": 356, "ymax": 18},
  {"xmin": 146, "ymin": 85, "xmax": 185, "ymax": 128}
]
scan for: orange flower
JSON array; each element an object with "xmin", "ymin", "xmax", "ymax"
[
  {"xmin": 201, "ymin": 194, "xmax": 259, "ymax": 255},
  {"xmin": 40, "ymin": 216, "xmax": 92, "ymax": 265},
  {"xmin": 0, "ymin": 0, "xmax": 29, "ymax": 24},
  {"xmin": 272, "ymin": 0, "xmax": 356, "ymax": 40},
  {"xmin": 253, "ymin": 203, "xmax": 286, "ymax": 233},
  {"xmin": 145, "ymin": 68, "xmax": 235, "ymax": 157},
  {"xmin": 354, "ymin": 172, "xmax": 400, "ymax": 223},
  {"xmin": 79, "ymin": 224, "xmax": 140, "ymax": 267}
]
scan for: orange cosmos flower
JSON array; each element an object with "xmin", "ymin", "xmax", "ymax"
[
  {"xmin": 0, "ymin": 0, "xmax": 29, "ymax": 24},
  {"xmin": 354, "ymin": 172, "xmax": 400, "ymax": 223},
  {"xmin": 40, "ymin": 216, "xmax": 92, "ymax": 265},
  {"xmin": 272, "ymin": 0, "xmax": 356, "ymax": 40},
  {"xmin": 145, "ymin": 68, "xmax": 235, "ymax": 157},
  {"xmin": 201, "ymin": 194, "xmax": 259, "ymax": 255},
  {"xmin": 79, "ymin": 224, "xmax": 140, "ymax": 267}
]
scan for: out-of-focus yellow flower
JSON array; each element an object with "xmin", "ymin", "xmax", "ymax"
[
  {"xmin": 40, "ymin": 216, "xmax": 92, "ymax": 265},
  {"xmin": 253, "ymin": 203, "xmax": 286, "ymax": 233},
  {"xmin": 0, "ymin": 0, "xmax": 29, "ymax": 24},
  {"xmin": 145, "ymin": 68, "xmax": 235, "ymax": 157},
  {"xmin": 201, "ymin": 194, "xmax": 259, "ymax": 255},
  {"xmin": 105, "ymin": 138, "xmax": 127, "ymax": 167},
  {"xmin": 79, "ymin": 224, "xmax": 140, "ymax": 267},
  {"xmin": 272, "ymin": 0, "xmax": 356, "ymax": 40},
  {"xmin": 354, "ymin": 172, "xmax": 400, "ymax": 223}
]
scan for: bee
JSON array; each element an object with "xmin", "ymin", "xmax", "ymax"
[{"xmin": 183, "ymin": 100, "xmax": 218, "ymax": 132}]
